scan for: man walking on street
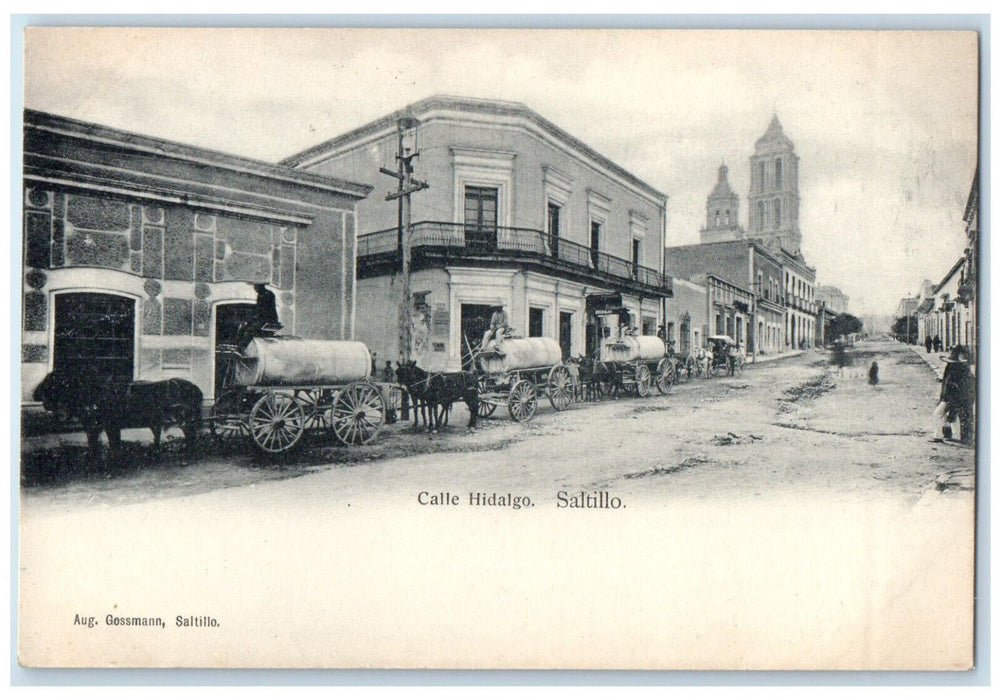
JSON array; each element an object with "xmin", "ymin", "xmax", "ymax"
[{"xmin": 940, "ymin": 345, "xmax": 975, "ymax": 445}]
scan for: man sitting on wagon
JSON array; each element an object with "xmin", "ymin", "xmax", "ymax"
[
  {"xmin": 236, "ymin": 282, "xmax": 284, "ymax": 349},
  {"xmin": 481, "ymin": 308, "xmax": 512, "ymax": 353}
]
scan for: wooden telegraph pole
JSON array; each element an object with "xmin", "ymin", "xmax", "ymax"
[{"xmin": 380, "ymin": 116, "xmax": 428, "ymax": 418}]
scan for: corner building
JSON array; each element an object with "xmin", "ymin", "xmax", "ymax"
[{"xmin": 283, "ymin": 96, "xmax": 671, "ymax": 370}]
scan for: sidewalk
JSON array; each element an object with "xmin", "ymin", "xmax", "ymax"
[
  {"xmin": 907, "ymin": 343, "xmax": 953, "ymax": 381},
  {"xmin": 748, "ymin": 349, "xmax": 806, "ymax": 365}
]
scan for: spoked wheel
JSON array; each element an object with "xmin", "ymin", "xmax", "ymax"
[
  {"xmin": 249, "ymin": 392, "xmax": 305, "ymax": 453},
  {"xmin": 547, "ymin": 364, "xmax": 575, "ymax": 411},
  {"xmin": 655, "ymin": 358, "xmax": 674, "ymax": 395},
  {"xmin": 635, "ymin": 363, "xmax": 651, "ymax": 397},
  {"xmin": 299, "ymin": 389, "xmax": 334, "ymax": 431},
  {"xmin": 596, "ymin": 363, "xmax": 619, "ymax": 399},
  {"xmin": 331, "ymin": 382, "xmax": 386, "ymax": 445},
  {"xmin": 507, "ymin": 380, "xmax": 538, "ymax": 423},
  {"xmin": 477, "ymin": 375, "xmax": 497, "ymax": 417},
  {"xmin": 209, "ymin": 390, "xmax": 249, "ymax": 441}
]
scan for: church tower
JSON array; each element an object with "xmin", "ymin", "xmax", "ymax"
[
  {"xmin": 748, "ymin": 115, "xmax": 801, "ymax": 253},
  {"xmin": 700, "ymin": 163, "xmax": 745, "ymax": 243}
]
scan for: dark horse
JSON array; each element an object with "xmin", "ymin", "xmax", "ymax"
[
  {"xmin": 395, "ymin": 361, "xmax": 479, "ymax": 432},
  {"xmin": 33, "ymin": 372, "xmax": 203, "ymax": 460}
]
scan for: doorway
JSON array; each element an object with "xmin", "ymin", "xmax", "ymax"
[
  {"xmin": 460, "ymin": 303, "xmax": 501, "ymax": 370},
  {"xmin": 53, "ymin": 292, "xmax": 135, "ymax": 381},
  {"xmin": 559, "ymin": 311, "xmax": 573, "ymax": 360},
  {"xmin": 214, "ymin": 302, "xmax": 257, "ymax": 396}
]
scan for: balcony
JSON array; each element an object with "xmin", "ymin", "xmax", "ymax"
[{"xmin": 356, "ymin": 221, "xmax": 672, "ymax": 296}]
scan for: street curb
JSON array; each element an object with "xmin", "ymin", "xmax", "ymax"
[
  {"xmin": 752, "ymin": 350, "xmax": 804, "ymax": 366},
  {"xmin": 907, "ymin": 344, "xmax": 945, "ymax": 381}
]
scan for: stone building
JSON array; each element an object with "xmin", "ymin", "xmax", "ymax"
[
  {"xmin": 21, "ymin": 109, "xmax": 370, "ymax": 410},
  {"xmin": 283, "ymin": 95, "xmax": 671, "ymax": 370}
]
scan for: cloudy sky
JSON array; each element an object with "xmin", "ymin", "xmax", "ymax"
[{"xmin": 21, "ymin": 27, "xmax": 979, "ymax": 316}]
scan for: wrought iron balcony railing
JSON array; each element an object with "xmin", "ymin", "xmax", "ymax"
[{"xmin": 357, "ymin": 221, "xmax": 672, "ymax": 293}]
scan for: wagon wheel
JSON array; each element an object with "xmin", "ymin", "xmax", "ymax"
[
  {"xmin": 299, "ymin": 389, "xmax": 334, "ymax": 431},
  {"xmin": 592, "ymin": 364, "xmax": 616, "ymax": 396},
  {"xmin": 249, "ymin": 392, "xmax": 305, "ymax": 453},
  {"xmin": 331, "ymin": 382, "xmax": 385, "ymax": 445},
  {"xmin": 209, "ymin": 390, "xmax": 248, "ymax": 441},
  {"xmin": 635, "ymin": 363, "xmax": 652, "ymax": 397},
  {"xmin": 655, "ymin": 358, "xmax": 674, "ymax": 395},
  {"xmin": 507, "ymin": 379, "xmax": 538, "ymax": 423},
  {"xmin": 476, "ymin": 375, "xmax": 497, "ymax": 417},
  {"xmin": 547, "ymin": 364, "xmax": 575, "ymax": 411}
]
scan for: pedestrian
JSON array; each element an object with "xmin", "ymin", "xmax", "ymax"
[
  {"xmin": 933, "ymin": 334, "xmax": 942, "ymax": 353},
  {"xmin": 937, "ymin": 345, "xmax": 975, "ymax": 445},
  {"xmin": 925, "ymin": 335, "xmax": 933, "ymax": 354},
  {"xmin": 370, "ymin": 351, "xmax": 378, "ymax": 377},
  {"xmin": 868, "ymin": 361, "xmax": 879, "ymax": 385}
]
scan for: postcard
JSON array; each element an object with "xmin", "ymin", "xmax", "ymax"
[{"xmin": 17, "ymin": 26, "xmax": 979, "ymax": 670}]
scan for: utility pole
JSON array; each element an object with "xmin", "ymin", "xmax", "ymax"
[{"xmin": 380, "ymin": 116, "xmax": 428, "ymax": 418}]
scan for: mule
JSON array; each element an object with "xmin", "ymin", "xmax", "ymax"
[
  {"xmin": 395, "ymin": 362, "xmax": 478, "ymax": 432},
  {"xmin": 33, "ymin": 372, "xmax": 203, "ymax": 460}
]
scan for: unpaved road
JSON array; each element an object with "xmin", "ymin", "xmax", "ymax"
[
  {"xmin": 18, "ymin": 341, "xmax": 976, "ymax": 669},
  {"xmin": 21, "ymin": 340, "xmax": 974, "ymax": 513}
]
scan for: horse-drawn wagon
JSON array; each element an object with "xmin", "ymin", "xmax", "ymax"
[
  {"xmin": 210, "ymin": 336, "xmax": 387, "ymax": 453},
  {"xmin": 705, "ymin": 335, "xmax": 746, "ymax": 377},
  {"xmin": 600, "ymin": 334, "xmax": 675, "ymax": 397},
  {"xmin": 473, "ymin": 337, "xmax": 576, "ymax": 422}
]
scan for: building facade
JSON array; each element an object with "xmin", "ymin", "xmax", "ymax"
[
  {"xmin": 283, "ymin": 96, "xmax": 671, "ymax": 370},
  {"xmin": 666, "ymin": 239, "xmax": 785, "ymax": 357},
  {"xmin": 663, "ymin": 277, "xmax": 708, "ymax": 357},
  {"xmin": 21, "ymin": 110, "xmax": 370, "ymax": 409},
  {"xmin": 816, "ymin": 285, "xmax": 850, "ymax": 316},
  {"xmin": 780, "ymin": 250, "xmax": 817, "ymax": 350}
]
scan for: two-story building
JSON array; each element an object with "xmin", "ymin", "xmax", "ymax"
[
  {"xmin": 665, "ymin": 239, "xmax": 785, "ymax": 358},
  {"xmin": 21, "ymin": 109, "xmax": 370, "ymax": 411},
  {"xmin": 281, "ymin": 95, "xmax": 671, "ymax": 371}
]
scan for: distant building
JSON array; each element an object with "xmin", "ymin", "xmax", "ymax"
[
  {"xmin": 663, "ymin": 277, "xmax": 708, "ymax": 356},
  {"xmin": 283, "ymin": 95, "xmax": 671, "ymax": 370},
  {"xmin": 748, "ymin": 116, "xmax": 801, "ymax": 255},
  {"xmin": 816, "ymin": 286, "xmax": 850, "ymax": 315},
  {"xmin": 21, "ymin": 109, "xmax": 370, "ymax": 410},
  {"xmin": 666, "ymin": 239, "xmax": 784, "ymax": 356},
  {"xmin": 699, "ymin": 164, "xmax": 745, "ymax": 243}
]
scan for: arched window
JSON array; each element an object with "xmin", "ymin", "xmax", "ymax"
[
  {"xmin": 715, "ymin": 210, "xmax": 720, "ymax": 227},
  {"xmin": 774, "ymin": 199, "xmax": 782, "ymax": 227},
  {"xmin": 725, "ymin": 209, "xmax": 731, "ymax": 225},
  {"xmin": 759, "ymin": 162, "xmax": 766, "ymax": 191},
  {"xmin": 757, "ymin": 201, "xmax": 765, "ymax": 231},
  {"xmin": 775, "ymin": 158, "xmax": 783, "ymax": 188}
]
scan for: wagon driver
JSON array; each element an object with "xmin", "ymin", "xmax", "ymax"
[
  {"xmin": 481, "ymin": 308, "xmax": 510, "ymax": 350},
  {"xmin": 237, "ymin": 282, "xmax": 282, "ymax": 348}
]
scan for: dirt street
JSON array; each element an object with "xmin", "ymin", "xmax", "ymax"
[
  {"xmin": 21, "ymin": 340, "xmax": 974, "ymax": 512},
  {"xmin": 18, "ymin": 340, "xmax": 976, "ymax": 669}
]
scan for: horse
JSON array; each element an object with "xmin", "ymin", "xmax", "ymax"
[
  {"xmin": 395, "ymin": 362, "xmax": 478, "ymax": 432},
  {"xmin": 32, "ymin": 372, "xmax": 203, "ymax": 460}
]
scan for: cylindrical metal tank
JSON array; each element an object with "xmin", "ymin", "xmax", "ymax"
[
  {"xmin": 233, "ymin": 337, "xmax": 372, "ymax": 386},
  {"xmin": 479, "ymin": 337, "xmax": 563, "ymax": 373},
  {"xmin": 602, "ymin": 336, "xmax": 666, "ymax": 362}
]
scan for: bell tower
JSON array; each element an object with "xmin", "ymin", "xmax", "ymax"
[
  {"xmin": 748, "ymin": 115, "xmax": 801, "ymax": 253},
  {"xmin": 700, "ymin": 163, "xmax": 744, "ymax": 243}
]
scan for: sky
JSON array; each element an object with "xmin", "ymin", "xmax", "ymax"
[{"xmin": 21, "ymin": 27, "xmax": 980, "ymax": 317}]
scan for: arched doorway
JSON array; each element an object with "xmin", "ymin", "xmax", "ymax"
[{"xmin": 53, "ymin": 292, "xmax": 136, "ymax": 381}]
